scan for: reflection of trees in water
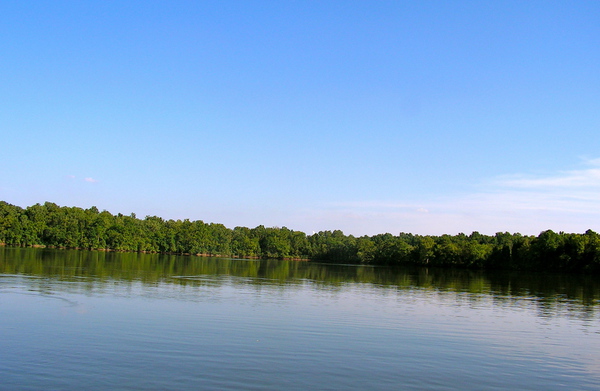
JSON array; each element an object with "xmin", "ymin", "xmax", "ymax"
[{"xmin": 1, "ymin": 246, "xmax": 599, "ymax": 318}]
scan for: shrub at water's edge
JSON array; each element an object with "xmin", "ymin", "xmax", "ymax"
[{"xmin": 1, "ymin": 201, "xmax": 599, "ymax": 272}]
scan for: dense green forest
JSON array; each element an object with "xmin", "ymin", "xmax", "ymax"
[{"xmin": 1, "ymin": 201, "xmax": 599, "ymax": 272}]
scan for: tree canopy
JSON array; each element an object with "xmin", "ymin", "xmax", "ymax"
[{"xmin": 1, "ymin": 201, "xmax": 599, "ymax": 272}]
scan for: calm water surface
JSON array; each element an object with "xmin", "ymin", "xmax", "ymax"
[{"xmin": 1, "ymin": 247, "xmax": 600, "ymax": 390}]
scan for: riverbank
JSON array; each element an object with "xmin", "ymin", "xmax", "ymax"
[{"xmin": 1, "ymin": 201, "xmax": 599, "ymax": 272}]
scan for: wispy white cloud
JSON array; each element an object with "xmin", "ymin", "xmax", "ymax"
[
  {"xmin": 497, "ymin": 159, "xmax": 600, "ymax": 189},
  {"xmin": 487, "ymin": 158, "xmax": 600, "ymax": 213},
  {"xmin": 303, "ymin": 158, "xmax": 600, "ymax": 236},
  {"xmin": 84, "ymin": 177, "xmax": 98, "ymax": 183}
]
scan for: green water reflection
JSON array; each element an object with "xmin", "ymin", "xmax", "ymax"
[{"xmin": 1, "ymin": 246, "xmax": 599, "ymax": 315}]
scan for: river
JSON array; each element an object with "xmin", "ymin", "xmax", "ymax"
[{"xmin": 1, "ymin": 247, "xmax": 599, "ymax": 390}]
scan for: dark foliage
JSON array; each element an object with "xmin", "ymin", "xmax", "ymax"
[{"xmin": 1, "ymin": 201, "xmax": 599, "ymax": 272}]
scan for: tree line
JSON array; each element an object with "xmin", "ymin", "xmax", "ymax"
[{"xmin": 1, "ymin": 201, "xmax": 599, "ymax": 272}]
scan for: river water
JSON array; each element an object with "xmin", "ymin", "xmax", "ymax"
[{"xmin": 1, "ymin": 247, "xmax": 599, "ymax": 390}]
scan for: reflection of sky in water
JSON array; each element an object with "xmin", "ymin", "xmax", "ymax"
[{"xmin": 2, "ymin": 272, "xmax": 600, "ymax": 390}]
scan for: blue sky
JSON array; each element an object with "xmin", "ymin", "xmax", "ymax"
[{"xmin": 1, "ymin": 1, "xmax": 599, "ymax": 236}]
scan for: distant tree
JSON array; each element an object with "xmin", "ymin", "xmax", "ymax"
[{"xmin": 2, "ymin": 200, "xmax": 600, "ymax": 272}]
